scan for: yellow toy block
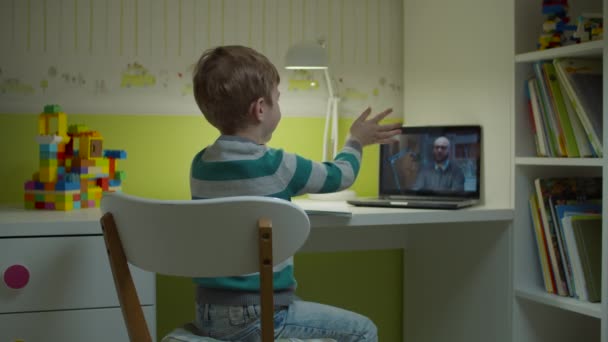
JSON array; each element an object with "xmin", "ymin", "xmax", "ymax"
[
  {"xmin": 44, "ymin": 194, "xmax": 55, "ymax": 202},
  {"xmin": 39, "ymin": 167, "xmax": 57, "ymax": 182},
  {"xmin": 96, "ymin": 159, "xmax": 109, "ymax": 167},
  {"xmin": 56, "ymin": 202, "xmax": 73, "ymax": 211},
  {"xmin": 68, "ymin": 124, "xmax": 90, "ymax": 134},
  {"xmin": 55, "ymin": 193, "xmax": 75, "ymax": 202},
  {"xmin": 38, "ymin": 112, "xmax": 70, "ymax": 143},
  {"xmin": 79, "ymin": 135, "xmax": 104, "ymax": 159},
  {"xmin": 40, "ymin": 158, "xmax": 58, "ymax": 168}
]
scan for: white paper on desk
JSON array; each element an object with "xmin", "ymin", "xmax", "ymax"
[
  {"xmin": 304, "ymin": 209, "xmax": 352, "ymax": 217},
  {"xmin": 295, "ymin": 200, "xmax": 353, "ymax": 217}
]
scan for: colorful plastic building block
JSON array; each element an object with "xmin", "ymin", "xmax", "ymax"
[{"xmin": 24, "ymin": 105, "xmax": 128, "ymax": 211}]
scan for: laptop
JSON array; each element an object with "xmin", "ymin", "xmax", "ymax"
[{"xmin": 348, "ymin": 125, "xmax": 481, "ymax": 209}]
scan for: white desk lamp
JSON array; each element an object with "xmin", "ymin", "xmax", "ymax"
[{"xmin": 285, "ymin": 41, "xmax": 355, "ymax": 200}]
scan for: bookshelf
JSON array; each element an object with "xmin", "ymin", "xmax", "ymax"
[{"xmin": 513, "ymin": 0, "xmax": 606, "ymax": 341}]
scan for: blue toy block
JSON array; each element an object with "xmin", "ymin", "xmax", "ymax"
[
  {"xmin": 542, "ymin": 6, "xmax": 567, "ymax": 16},
  {"xmin": 65, "ymin": 173, "xmax": 80, "ymax": 183},
  {"xmin": 104, "ymin": 150, "xmax": 127, "ymax": 159},
  {"xmin": 55, "ymin": 181, "xmax": 80, "ymax": 191},
  {"xmin": 34, "ymin": 182, "xmax": 45, "ymax": 190},
  {"xmin": 73, "ymin": 201, "xmax": 81, "ymax": 210},
  {"xmin": 109, "ymin": 179, "xmax": 122, "ymax": 187},
  {"xmin": 40, "ymin": 144, "xmax": 58, "ymax": 152},
  {"xmin": 40, "ymin": 151, "xmax": 58, "ymax": 159},
  {"xmin": 57, "ymin": 166, "xmax": 66, "ymax": 175}
]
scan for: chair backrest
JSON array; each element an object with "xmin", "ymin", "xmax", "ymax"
[
  {"xmin": 100, "ymin": 192, "xmax": 311, "ymax": 342},
  {"xmin": 100, "ymin": 192, "xmax": 311, "ymax": 277}
]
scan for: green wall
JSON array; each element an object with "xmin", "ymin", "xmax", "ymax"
[{"xmin": 0, "ymin": 113, "xmax": 403, "ymax": 341}]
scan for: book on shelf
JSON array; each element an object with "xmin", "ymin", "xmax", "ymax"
[
  {"xmin": 554, "ymin": 58, "xmax": 603, "ymax": 157},
  {"xmin": 533, "ymin": 62, "xmax": 564, "ymax": 157},
  {"xmin": 533, "ymin": 177, "xmax": 602, "ymax": 297},
  {"xmin": 555, "ymin": 203, "xmax": 601, "ymax": 301},
  {"xmin": 571, "ymin": 215, "xmax": 602, "ymax": 302},
  {"xmin": 554, "ymin": 64, "xmax": 594, "ymax": 157},
  {"xmin": 543, "ymin": 62, "xmax": 579, "ymax": 157},
  {"xmin": 526, "ymin": 78, "xmax": 550, "ymax": 157},
  {"xmin": 529, "ymin": 194, "xmax": 556, "ymax": 293},
  {"xmin": 525, "ymin": 58, "xmax": 602, "ymax": 158}
]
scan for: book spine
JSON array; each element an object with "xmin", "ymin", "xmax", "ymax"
[
  {"xmin": 534, "ymin": 179, "xmax": 568, "ymax": 296},
  {"xmin": 527, "ymin": 78, "xmax": 549, "ymax": 157},
  {"xmin": 553, "ymin": 60, "xmax": 594, "ymax": 157},
  {"xmin": 561, "ymin": 216, "xmax": 588, "ymax": 301},
  {"xmin": 555, "ymin": 59, "xmax": 603, "ymax": 157},
  {"xmin": 543, "ymin": 63, "xmax": 579, "ymax": 157},
  {"xmin": 533, "ymin": 62, "xmax": 561, "ymax": 157},
  {"xmin": 549, "ymin": 197, "xmax": 575, "ymax": 296},
  {"xmin": 529, "ymin": 194, "xmax": 556, "ymax": 293}
]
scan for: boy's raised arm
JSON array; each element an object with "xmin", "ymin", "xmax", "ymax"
[{"xmin": 290, "ymin": 108, "xmax": 401, "ymax": 196}]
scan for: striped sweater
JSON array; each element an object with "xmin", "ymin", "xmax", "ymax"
[{"xmin": 190, "ymin": 135, "xmax": 362, "ymax": 305}]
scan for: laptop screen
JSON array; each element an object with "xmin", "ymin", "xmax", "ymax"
[{"xmin": 379, "ymin": 125, "xmax": 481, "ymax": 198}]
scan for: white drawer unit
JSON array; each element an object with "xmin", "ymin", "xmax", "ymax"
[
  {"xmin": 0, "ymin": 306, "xmax": 156, "ymax": 341},
  {"xmin": 0, "ymin": 206, "xmax": 156, "ymax": 341}
]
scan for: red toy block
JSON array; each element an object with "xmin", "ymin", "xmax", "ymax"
[
  {"xmin": 97, "ymin": 178, "xmax": 109, "ymax": 191},
  {"xmin": 109, "ymin": 158, "xmax": 116, "ymax": 179}
]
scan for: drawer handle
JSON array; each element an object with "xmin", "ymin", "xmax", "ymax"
[{"xmin": 3, "ymin": 265, "xmax": 30, "ymax": 289}]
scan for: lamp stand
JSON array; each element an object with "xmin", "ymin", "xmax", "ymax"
[{"xmin": 309, "ymin": 69, "xmax": 356, "ymax": 201}]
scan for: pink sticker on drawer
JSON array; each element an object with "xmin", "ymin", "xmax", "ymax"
[{"xmin": 3, "ymin": 265, "xmax": 30, "ymax": 289}]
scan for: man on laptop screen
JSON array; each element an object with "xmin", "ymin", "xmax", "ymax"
[{"xmin": 349, "ymin": 125, "xmax": 481, "ymax": 209}]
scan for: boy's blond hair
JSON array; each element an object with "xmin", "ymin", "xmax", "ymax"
[{"xmin": 193, "ymin": 45, "xmax": 280, "ymax": 134}]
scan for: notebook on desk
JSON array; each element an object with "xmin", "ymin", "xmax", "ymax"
[{"xmin": 348, "ymin": 125, "xmax": 482, "ymax": 209}]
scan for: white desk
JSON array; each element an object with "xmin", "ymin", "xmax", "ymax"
[
  {"xmin": 0, "ymin": 205, "xmax": 156, "ymax": 342},
  {"xmin": 295, "ymin": 200, "xmax": 515, "ymax": 342},
  {"xmin": 0, "ymin": 202, "xmax": 514, "ymax": 342}
]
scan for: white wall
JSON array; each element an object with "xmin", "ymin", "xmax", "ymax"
[
  {"xmin": 0, "ymin": 0, "xmax": 403, "ymax": 118},
  {"xmin": 402, "ymin": 0, "xmax": 514, "ymax": 208},
  {"xmin": 403, "ymin": 1, "xmax": 514, "ymax": 341}
]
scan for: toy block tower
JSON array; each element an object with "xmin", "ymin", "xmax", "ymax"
[
  {"xmin": 24, "ymin": 105, "xmax": 128, "ymax": 210},
  {"xmin": 538, "ymin": 0, "xmax": 577, "ymax": 49}
]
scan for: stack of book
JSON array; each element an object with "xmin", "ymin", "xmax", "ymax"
[
  {"xmin": 525, "ymin": 58, "xmax": 603, "ymax": 158},
  {"xmin": 529, "ymin": 177, "xmax": 602, "ymax": 302}
]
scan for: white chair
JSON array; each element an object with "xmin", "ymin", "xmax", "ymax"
[{"xmin": 100, "ymin": 192, "xmax": 317, "ymax": 342}]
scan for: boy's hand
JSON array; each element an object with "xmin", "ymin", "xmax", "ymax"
[{"xmin": 349, "ymin": 107, "xmax": 402, "ymax": 146}]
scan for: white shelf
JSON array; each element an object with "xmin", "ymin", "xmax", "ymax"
[
  {"xmin": 515, "ymin": 157, "xmax": 605, "ymax": 167},
  {"xmin": 515, "ymin": 288, "xmax": 602, "ymax": 319},
  {"xmin": 515, "ymin": 40, "xmax": 604, "ymax": 63}
]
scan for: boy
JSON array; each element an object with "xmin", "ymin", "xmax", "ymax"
[{"xmin": 191, "ymin": 45, "xmax": 401, "ymax": 341}]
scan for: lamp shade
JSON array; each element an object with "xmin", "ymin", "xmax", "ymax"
[{"xmin": 284, "ymin": 41, "xmax": 328, "ymax": 69}]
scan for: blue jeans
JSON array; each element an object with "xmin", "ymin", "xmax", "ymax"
[{"xmin": 195, "ymin": 301, "xmax": 378, "ymax": 341}]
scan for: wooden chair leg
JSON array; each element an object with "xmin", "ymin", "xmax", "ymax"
[
  {"xmin": 258, "ymin": 218, "xmax": 274, "ymax": 342},
  {"xmin": 101, "ymin": 213, "xmax": 152, "ymax": 342}
]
